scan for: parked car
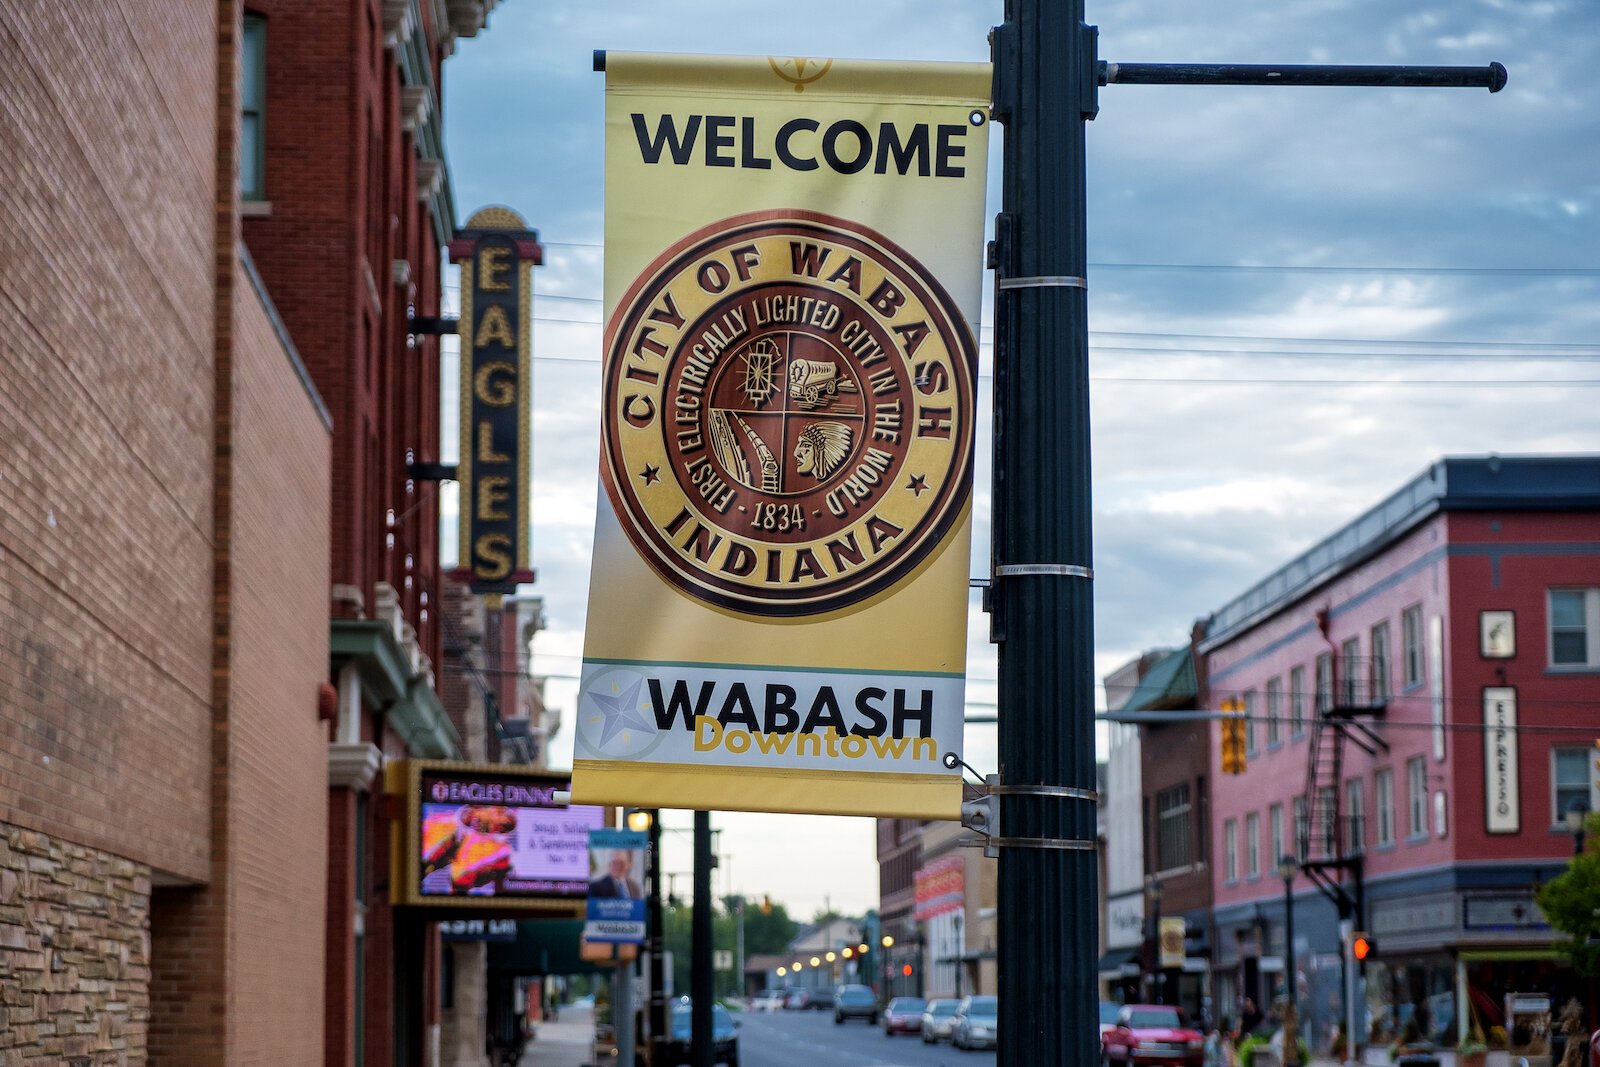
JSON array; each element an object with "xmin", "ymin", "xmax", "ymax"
[
  {"xmin": 922, "ymin": 998, "xmax": 962, "ymax": 1043},
  {"xmin": 668, "ymin": 1000, "xmax": 739, "ymax": 1067},
  {"xmin": 783, "ymin": 990, "xmax": 812, "ymax": 1011},
  {"xmin": 749, "ymin": 990, "xmax": 785, "ymax": 1012},
  {"xmin": 883, "ymin": 996, "xmax": 927, "ymax": 1036},
  {"xmin": 834, "ymin": 984, "xmax": 879, "ymax": 1024},
  {"xmin": 952, "ymin": 995, "xmax": 999, "ymax": 1051},
  {"xmin": 1101, "ymin": 1004, "xmax": 1205, "ymax": 1067}
]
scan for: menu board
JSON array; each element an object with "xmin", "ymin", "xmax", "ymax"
[{"xmin": 392, "ymin": 761, "xmax": 607, "ymax": 911}]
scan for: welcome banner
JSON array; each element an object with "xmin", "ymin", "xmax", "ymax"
[{"xmin": 574, "ymin": 53, "xmax": 990, "ymax": 820}]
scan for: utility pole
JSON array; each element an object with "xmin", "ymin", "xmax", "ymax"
[
  {"xmin": 647, "ymin": 812, "xmax": 665, "ymax": 1067},
  {"xmin": 987, "ymin": 3, "xmax": 1502, "ymax": 1065},
  {"xmin": 690, "ymin": 811, "xmax": 713, "ymax": 1067}
]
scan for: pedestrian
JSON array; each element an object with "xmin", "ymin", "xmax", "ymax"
[{"xmin": 1206, "ymin": 1016, "xmax": 1237, "ymax": 1067}]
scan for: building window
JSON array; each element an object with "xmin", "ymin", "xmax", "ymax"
[
  {"xmin": 1244, "ymin": 690, "xmax": 1258, "ymax": 756},
  {"xmin": 1315, "ymin": 652, "xmax": 1333, "ymax": 715},
  {"xmin": 1407, "ymin": 757, "xmax": 1428, "ymax": 839},
  {"xmin": 1290, "ymin": 666, "xmax": 1306, "ymax": 739},
  {"xmin": 1292, "ymin": 795, "xmax": 1308, "ymax": 862},
  {"xmin": 1376, "ymin": 768, "xmax": 1395, "ymax": 846},
  {"xmin": 1266, "ymin": 677, "xmax": 1282, "ymax": 748},
  {"xmin": 1553, "ymin": 747, "xmax": 1592, "ymax": 825},
  {"xmin": 1403, "ymin": 604, "xmax": 1425, "ymax": 688},
  {"xmin": 1340, "ymin": 637, "xmax": 1360, "ymax": 706},
  {"xmin": 1370, "ymin": 621, "xmax": 1391, "ymax": 701},
  {"xmin": 1550, "ymin": 589, "xmax": 1600, "ymax": 667},
  {"xmin": 1345, "ymin": 777, "xmax": 1365, "ymax": 854},
  {"xmin": 241, "ymin": 15, "xmax": 266, "ymax": 200},
  {"xmin": 1224, "ymin": 819, "xmax": 1238, "ymax": 884},
  {"xmin": 1156, "ymin": 785, "xmax": 1193, "ymax": 871},
  {"xmin": 1269, "ymin": 804, "xmax": 1284, "ymax": 866},
  {"xmin": 1245, "ymin": 812, "xmax": 1260, "ymax": 878}
]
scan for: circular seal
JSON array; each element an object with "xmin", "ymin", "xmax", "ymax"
[{"xmin": 601, "ymin": 210, "xmax": 976, "ymax": 617}]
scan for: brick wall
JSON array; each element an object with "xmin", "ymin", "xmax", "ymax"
[
  {"xmin": 0, "ymin": 0, "xmax": 217, "ymax": 882},
  {"xmin": 0, "ymin": 825, "xmax": 152, "ymax": 1064}
]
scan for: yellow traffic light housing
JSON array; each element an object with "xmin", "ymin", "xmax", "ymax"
[{"xmin": 1220, "ymin": 698, "xmax": 1247, "ymax": 775}]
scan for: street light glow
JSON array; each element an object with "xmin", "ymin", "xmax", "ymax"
[
  {"xmin": 858, "ymin": 943, "xmax": 870, "ymax": 954},
  {"xmin": 842, "ymin": 947, "xmax": 854, "ymax": 958},
  {"xmin": 810, "ymin": 956, "xmax": 821, "ymax": 967},
  {"xmin": 793, "ymin": 961, "xmax": 803, "ymax": 970},
  {"xmin": 881, "ymin": 935, "xmax": 894, "ymax": 948},
  {"xmin": 625, "ymin": 810, "xmax": 653, "ymax": 832},
  {"xmin": 777, "ymin": 967, "xmax": 787, "ymax": 976},
  {"xmin": 825, "ymin": 951, "xmax": 836, "ymax": 962}
]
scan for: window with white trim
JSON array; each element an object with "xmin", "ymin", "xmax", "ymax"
[
  {"xmin": 242, "ymin": 15, "xmax": 266, "ymax": 200},
  {"xmin": 1292, "ymin": 795, "xmax": 1308, "ymax": 862},
  {"xmin": 1403, "ymin": 604, "xmax": 1424, "ymax": 688},
  {"xmin": 1289, "ymin": 666, "xmax": 1306, "ymax": 739},
  {"xmin": 1553, "ymin": 747, "xmax": 1591, "ymax": 826},
  {"xmin": 1370, "ymin": 621, "xmax": 1391, "ymax": 701},
  {"xmin": 1376, "ymin": 768, "xmax": 1395, "ymax": 846},
  {"xmin": 1224, "ymin": 818, "xmax": 1238, "ymax": 883},
  {"xmin": 1407, "ymin": 756, "xmax": 1428, "ymax": 839},
  {"xmin": 1269, "ymin": 803, "xmax": 1284, "ymax": 866},
  {"xmin": 1244, "ymin": 690, "xmax": 1258, "ymax": 756},
  {"xmin": 1340, "ymin": 637, "xmax": 1360, "ymax": 706},
  {"xmin": 1550, "ymin": 589, "xmax": 1600, "ymax": 667},
  {"xmin": 1245, "ymin": 812, "xmax": 1260, "ymax": 878},
  {"xmin": 1315, "ymin": 652, "xmax": 1333, "ymax": 714},
  {"xmin": 1156, "ymin": 784, "xmax": 1193, "ymax": 872},
  {"xmin": 1345, "ymin": 777, "xmax": 1365, "ymax": 854},
  {"xmin": 1266, "ymin": 677, "xmax": 1282, "ymax": 747}
]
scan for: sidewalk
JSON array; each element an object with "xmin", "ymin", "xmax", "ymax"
[{"xmin": 520, "ymin": 1001, "xmax": 597, "ymax": 1067}]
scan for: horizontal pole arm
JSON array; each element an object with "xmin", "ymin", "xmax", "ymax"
[{"xmin": 1101, "ymin": 61, "xmax": 1506, "ymax": 92}]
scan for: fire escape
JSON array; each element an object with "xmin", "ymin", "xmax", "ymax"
[{"xmin": 1299, "ymin": 651, "xmax": 1388, "ymax": 925}]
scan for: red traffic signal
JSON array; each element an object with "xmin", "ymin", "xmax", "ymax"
[
  {"xmin": 902, "ymin": 964, "xmax": 914, "ymax": 977},
  {"xmin": 1352, "ymin": 933, "xmax": 1376, "ymax": 961}
]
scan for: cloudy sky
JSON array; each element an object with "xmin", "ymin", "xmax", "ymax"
[{"xmin": 439, "ymin": 0, "xmax": 1597, "ymax": 918}]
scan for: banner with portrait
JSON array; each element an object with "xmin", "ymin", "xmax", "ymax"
[
  {"xmin": 574, "ymin": 52, "xmax": 990, "ymax": 820},
  {"xmin": 585, "ymin": 828, "xmax": 648, "ymax": 944}
]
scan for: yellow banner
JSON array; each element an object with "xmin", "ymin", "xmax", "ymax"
[{"xmin": 574, "ymin": 53, "xmax": 991, "ymax": 820}]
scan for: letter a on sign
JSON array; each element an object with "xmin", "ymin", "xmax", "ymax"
[{"xmin": 574, "ymin": 53, "xmax": 991, "ymax": 820}]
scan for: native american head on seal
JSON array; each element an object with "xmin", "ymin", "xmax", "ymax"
[{"xmin": 600, "ymin": 210, "xmax": 977, "ymax": 616}]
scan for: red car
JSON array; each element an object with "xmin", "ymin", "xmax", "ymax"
[
  {"xmin": 883, "ymin": 997, "xmax": 926, "ymax": 1036},
  {"xmin": 1101, "ymin": 1004, "xmax": 1205, "ymax": 1067}
]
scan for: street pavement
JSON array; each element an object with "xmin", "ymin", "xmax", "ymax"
[
  {"xmin": 521, "ymin": 1001, "xmax": 598, "ymax": 1067},
  {"xmin": 729, "ymin": 1008, "xmax": 998, "ymax": 1067}
]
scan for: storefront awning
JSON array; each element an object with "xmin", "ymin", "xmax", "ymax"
[{"xmin": 1098, "ymin": 945, "xmax": 1140, "ymax": 976}]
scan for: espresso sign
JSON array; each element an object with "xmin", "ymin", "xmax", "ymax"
[
  {"xmin": 389, "ymin": 760, "xmax": 606, "ymax": 912},
  {"xmin": 1483, "ymin": 687, "xmax": 1520, "ymax": 834},
  {"xmin": 574, "ymin": 54, "xmax": 989, "ymax": 820},
  {"xmin": 451, "ymin": 207, "xmax": 541, "ymax": 595}
]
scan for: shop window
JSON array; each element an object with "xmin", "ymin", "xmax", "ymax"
[
  {"xmin": 1266, "ymin": 677, "xmax": 1282, "ymax": 748},
  {"xmin": 1156, "ymin": 784, "xmax": 1192, "ymax": 872},
  {"xmin": 241, "ymin": 15, "xmax": 266, "ymax": 200},
  {"xmin": 1376, "ymin": 768, "xmax": 1395, "ymax": 846},
  {"xmin": 1553, "ymin": 747, "xmax": 1591, "ymax": 825},
  {"xmin": 1407, "ymin": 757, "xmax": 1428, "ymax": 840},
  {"xmin": 1289, "ymin": 666, "xmax": 1306, "ymax": 739},
  {"xmin": 1403, "ymin": 605, "xmax": 1424, "ymax": 688},
  {"xmin": 1245, "ymin": 812, "xmax": 1260, "ymax": 879},
  {"xmin": 1224, "ymin": 818, "xmax": 1238, "ymax": 884},
  {"xmin": 1550, "ymin": 589, "xmax": 1599, "ymax": 667},
  {"xmin": 1370, "ymin": 621, "xmax": 1391, "ymax": 700}
]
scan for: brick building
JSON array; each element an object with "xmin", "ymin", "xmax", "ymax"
[
  {"xmin": 1204, "ymin": 455, "xmax": 1600, "ymax": 1052},
  {"xmin": 1, "ymin": 1, "xmax": 331, "ymax": 1062},
  {"xmin": 235, "ymin": 0, "xmax": 506, "ymax": 1062}
]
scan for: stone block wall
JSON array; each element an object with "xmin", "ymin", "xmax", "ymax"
[{"xmin": 0, "ymin": 825, "xmax": 151, "ymax": 1065}]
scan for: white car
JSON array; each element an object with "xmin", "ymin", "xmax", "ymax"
[{"xmin": 750, "ymin": 990, "xmax": 785, "ymax": 1012}]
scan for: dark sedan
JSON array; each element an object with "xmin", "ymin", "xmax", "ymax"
[{"xmin": 667, "ymin": 1001, "xmax": 738, "ymax": 1067}]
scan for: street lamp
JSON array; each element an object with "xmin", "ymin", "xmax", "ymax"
[
  {"xmin": 953, "ymin": 911, "xmax": 965, "ymax": 1000},
  {"xmin": 1146, "ymin": 876, "xmax": 1164, "ymax": 1005},
  {"xmin": 1278, "ymin": 854, "xmax": 1300, "ymax": 1067},
  {"xmin": 1566, "ymin": 799, "xmax": 1590, "ymax": 855}
]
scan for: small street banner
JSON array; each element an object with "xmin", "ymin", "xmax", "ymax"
[
  {"xmin": 585, "ymin": 828, "xmax": 648, "ymax": 944},
  {"xmin": 574, "ymin": 53, "xmax": 990, "ymax": 820}
]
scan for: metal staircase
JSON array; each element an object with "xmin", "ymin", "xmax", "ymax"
[{"xmin": 1297, "ymin": 655, "xmax": 1388, "ymax": 921}]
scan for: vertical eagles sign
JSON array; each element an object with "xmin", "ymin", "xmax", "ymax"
[
  {"xmin": 574, "ymin": 54, "xmax": 990, "ymax": 820},
  {"xmin": 451, "ymin": 207, "xmax": 541, "ymax": 595}
]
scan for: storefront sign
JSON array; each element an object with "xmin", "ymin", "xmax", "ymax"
[
  {"xmin": 574, "ymin": 53, "xmax": 990, "ymax": 819},
  {"xmin": 440, "ymin": 918, "xmax": 518, "ymax": 942},
  {"xmin": 913, "ymin": 853, "xmax": 965, "ymax": 921},
  {"xmin": 1462, "ymin": 893, "xmax": 1548, "ymax": 932},
  {"xmin": 1483, "ymin": 687, "xmax": 1519, "ymax": 833},
  {"xmin": 585, "ymin": 828, "xmax": 648, "ymax": 944},
  {"xmin": 389, "ymin": 760, "xmax": 606, "ymax": 912},
  {"xmin": 450, "ymin": 207, "xmax": 541, "ymax": 596},
  {"xmin": 1106, "ymin": 892, "xmax": 1145, "ymax": 950},
  {"xmin": 1159, "ymin": 917, "xmax": 1187, "ymax": 969}
]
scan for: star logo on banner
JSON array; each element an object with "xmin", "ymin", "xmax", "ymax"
[
  {"xmin": 587, "ymin": 677, "xmax": 656, "ymax": 749},
  {"xmin": 906, "ymin": 474, "xmax": 929, "ymax": 497},
  {"xmin": 638, "ymin": 464, "xmax": 660, "ymax": 485}
]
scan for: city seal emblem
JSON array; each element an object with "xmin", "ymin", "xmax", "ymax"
[{"xmin": 601, "ymin": 210, "xmax": 976, "ymax": 616}]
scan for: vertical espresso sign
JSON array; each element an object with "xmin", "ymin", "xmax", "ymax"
[
  {"xmin": 451, "ymin": 207, "xmax": 541, "ymax": 595},
  {"xmin": 575, "ymin": 54, "xmax": 990, "ymax": 820}
]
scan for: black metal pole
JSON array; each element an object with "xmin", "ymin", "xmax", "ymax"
[
  {"xmin": 991, "ymin": 1, "xmax": 1099, "ymax": 1064},
  {"xmin": 1283, "ymin": 866, "xmax": 1299, "ymax": 1067},
  {"xmin": 648, "ymin": 812, "xmax": 665, "ymax": 1067},
  {"xmin": 690, "ymin": 811, "xmax": 714, "ymax": 1067}
]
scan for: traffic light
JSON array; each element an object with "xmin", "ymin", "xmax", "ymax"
[
  {"xmin": 902, "ymin": 964, "xmax": 914, "ymax": 978},
  {"xmin": 1351, "ymin": 932, "xmax": 1376, "ymax": 961},
  {"xmin": 1220, "ymin": 699, "xmax": 1247, "ymax": 775}
]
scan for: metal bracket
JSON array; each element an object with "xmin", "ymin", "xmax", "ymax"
[
  {"xmin": 996, "ymin": 275, "xmax": 1088, "ymax": 291},
  {"xmin": 987, "ymin": 783, "xmax": 1099, "ymax": 802},
  {"xmin": 994, "ymin": 563, "xmax": 1094, "ymax": 580},
  {"xmin": 960, "ymin": 774, "xmax": 1002, "ymax": 859},
  {"xmin": 407, "ymin": 462, "xmax": 458, "ymax": 483},
  {"xmin": 408, "ymin": 315, "xmax": 459, "ymax": 336},
  {"xmin": 986, "ymin": 836, "xmax": 1098, "ymax": 852}
]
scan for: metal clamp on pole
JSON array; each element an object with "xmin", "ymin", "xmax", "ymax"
[
  {"xmin": 996, "ymin": 275, "xmax": 1088, "ymax": 291},
  {"xmin": 988, "ymin": 783, "xmax": 1100, "ymax": 802},
  {"xmin": 994, "ymin": 563, "xmax": 1094, "ymax": 580}
]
